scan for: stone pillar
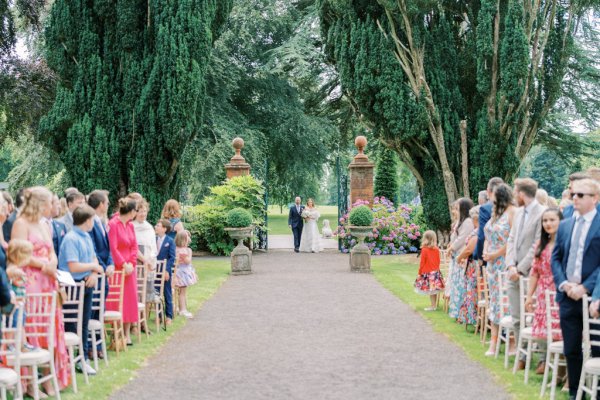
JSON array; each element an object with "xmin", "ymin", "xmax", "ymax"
[
  {"xmin": 225, "ymin": 137, "xmax": 251, "ymax": 179},
  {"xmin": 349, "ymin": 136, "xmax": 374, "ymax": 206}
]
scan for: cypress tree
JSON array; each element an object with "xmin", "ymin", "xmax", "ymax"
[
  {"xmin": 320, "ymin": 0, "xmax": 595, "ymax": 229},
  {"xmin": 39, "ymin": 0, "xmax": 233, "ymax": 215},
  {"xmin": 374, "ymin": 147, "xmax": 399, "ymax": 204}
]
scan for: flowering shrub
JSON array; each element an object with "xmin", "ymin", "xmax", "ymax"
[{"xmin": 337, "ymin": 197, "xmax": 422, "ymax": 255}]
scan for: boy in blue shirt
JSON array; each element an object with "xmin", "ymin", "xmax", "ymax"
[{"xmin": 58, "ymin": 205, "xmax": 104, "ymax": 375}]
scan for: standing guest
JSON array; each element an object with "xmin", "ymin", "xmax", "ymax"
[
  {"xmin": 57, "ymin": 191, "xmax": 86, "ymax": 232},
  {"xmin": 536, "ymin": 189, "xmax": 549, "ymax": 207},
  {"xmin": 478, "ymin": 190, "xmax": 489, "ymax": 206},
  {"xmin": 447, "ymin": 198, "xmax": 474, "ymax": 319},
  {"xmin": 44, "ymin": 194, "xmax": 67, "ymax": 257},
  {"xmin": 161, "ymin": 199, "xmax": 184, "ymax": 241},
  {"xmin": 474, "ymin": 177, "xmax": 504, "ymax": 262},
  {"xmin": 483, "ymin": 183, "xmax": 517, "ymax": 356},
  {"xmin": 58, "ymin": 205, "xmax": 103, "ymax": 375},
  {"xmin": 456, "ymin": 206, "xmax": 481, "ymax": 325},
  {"xmin": 0, "ymin": 195, "xmax": 8, "ymax": 269},
  {"xmin": 562, "ymin": 172, "xmax": 590, "ymax": 219},
  {"xmin": 133, "ymin": 198, "xmax": 158, "ymax": 330},
  {"xmin": 524, "ymin": 208, "xmax": 563, "ymax": 375},
  {"xmin": 288, "ymin": 197, "xmax": 304, "ymax": 253},
  {"xmin": 11, "ymin": 186, "xmax": 70, "ymax": 393},
  {"xmin": 155, "ymin": 219, "xmax": 176, "ymax": 325},
  {"xmin": 554, "ymin": 178, "xmax": 600, "ymax": 400},
  {"xmin": 1, "ymin": 192, "xmax": 13, "ymax": 249},
  {"xmin": 4, "ymin": 188, "xmax": 26, "ymax": 242},
  {"xmin": 6, "ymin": 239, "xmax": 35, "ymax": 352},
  {"xmin": 174, "ymin": 230, "xmax": 197, "ymax": 318},
  {"xmin": 107, "ymin": 198, "xmax": 139, "ymax": 345},
  {"xmin": 414, "ymin": 230, "xmax": 444, "ymax": 311},
  {"xmin": 59, "ymin": 197, "xmax": 68, "ymax": 218},
  {"xmin": 506, "ymin": 178, "xmax": 546, "ymax": 370}
]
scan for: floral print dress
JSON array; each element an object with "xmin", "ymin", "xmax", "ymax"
[
  {"xmin": 458, "ymin": 229, "xmax": 479, "ymax": 325},
  {"xmin": 530, "ymin": 243, "xmax": 562, "ymax": 340},
  {"xmin": 484, "ymin": 212, "xmax": 511, "ymax": 325}
]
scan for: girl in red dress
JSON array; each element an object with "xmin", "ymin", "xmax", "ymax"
[
  {"xmin": 414, "ymin": 230, "xmax": 444, "ymax": 311},
  {"xmin": 107, "ymin": 198, "xmax": 139, "ymax": 345}
]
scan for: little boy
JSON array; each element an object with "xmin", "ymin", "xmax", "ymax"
[
  {"xmin": 155, "ymin": 219, "xmax": 176, "ymax": 325},
  {"xmin": 58, "ymin": 204, "xmax": 104, "ymax": 375}
]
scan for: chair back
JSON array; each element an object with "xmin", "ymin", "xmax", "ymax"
[
  {"xmin": 0, "ymin": 303, "xmax": 25, "ymax": 370},
  {"xmin": 582, "ymin": 294, "xmax": 600, "ymax": 362},
  {"xmin": 106, "ymin": 270, "xmax": 125, "ymax": 313},
  {"xmin": 24, "ymin": 292, "xmax": 57, "ymax": 352},
  {"xmin": 136, "ymin": 264, "xmax": 148, "ymax": 304},
  {"xmin": 498, "ymin": 271, "xmax": 511, "ymax": 318},
  {"xmin": 518, "ymin": 276, "xmax": 534, "ymax": 328},
  {"xmin": 154, "ymin": 260, "xmax": 167, "ymax": 298},
  {"xmin": 545, "ymin": 290, "xmax": 561, "ymax": 343},
  {"xmin": 61, "ymin": 281, "xmax": 86, "ymax": 338},
  {"xmin": 91, "ymin": 273, "xmax": 106, "ymax": 322},
  {"xmin": 476, "ymin": 264, "xmax": 488, "ymax": 304}
]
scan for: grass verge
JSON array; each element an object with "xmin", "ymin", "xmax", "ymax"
[
  {"xmin": 60, "ymin": 258, "xmax": 229, "ymax": 399},
  {"xmin": 371, "ymin": 255, "xmax": 568, "ymax": 400}
]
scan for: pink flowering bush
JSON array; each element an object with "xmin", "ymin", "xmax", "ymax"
[{"xmin": 336, "ymin": 197, "xmax": 423, "ymax": 255}]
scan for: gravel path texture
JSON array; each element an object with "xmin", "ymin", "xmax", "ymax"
[{"xmin": 111, "ymin": 252, "xmax": 510, "ymax": 400}]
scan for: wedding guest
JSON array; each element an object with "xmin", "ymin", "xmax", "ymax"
[
  {"xmin": 174, "ymin": 230, "xmax": 197, "ymax": 318},
  {"xmin": 44, "ymin": 194, "xmax": 67, "ymax": 257},
  {"xmin": 57, "ymin": 191, "xmax": 86, "ymax": 232},
  {"xmin": 107, "ymin": 198, "xmax": 139, "ymax": 345},
  {"xmin": 483, "ymin": 183, "xmax": 517, "ymax": 356},
  {"xmin": 58, "ymin": 205, "xmax": 103, "ymax": 375},
  {"xmin": 414, "ymin": 230, "xmax": 443, "ymax": 311},
  {"xmin": 506, "ymin": 178, "xmax": 545, "ymax": 370},
  {"xmin": 562, "ymin": 172, "xmax": 590, "ymax": 219},
  {"xmin": 4, "ymin": 188, "xmax": 26, "ymax": 242},
  {"xmin": 0, "ymin": 195, "xmax": 8, "ymax": 269},
  {"xmin": 474, "ymin": 177, "xmax": 504, "ymax": 262},
  {"xmin": 447, "ymin": 197, "xmax": 474, "ymax": 319},
  {"xmin": 555, "ymin": 178, "xmax": 600, "ymax": 399},
  {"xmin": 11, "ymin": 186, "xmax": 70, "ymax": 392},
  {"xmin": 1, "ymin": 192, "xmax": 12, "ymax": 250},
  {"xmin": 524, "ymin": 208, "xmax": 563, "ymax": 375},
  {"xmin": 456, "ymin": 206, "xmax": 480, "ymax": 325},
  {"xmin": 161, "ymin": 199, "xmax": 184, "ymax": 241},
  {"xmin": 536, "ymin": 189, "xmax": 549, "ymax": 206},
  {"xmin": 155, "ymin": 219, "xmax": 175, "ymax": 324},
  {"xmin": 478, "ymin": 190, "xmax": 489, "ymax": 206}
]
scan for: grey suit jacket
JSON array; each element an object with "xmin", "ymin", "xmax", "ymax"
[
  {"xmin": 57, "ymin": 212, "xmax": 74, "ymax": 233},
  {"xmin": 506, "ymin": 200, "xmax": 546, "ymax": 275}
]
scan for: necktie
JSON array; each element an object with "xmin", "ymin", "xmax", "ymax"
[
  {"xmin": 516, "ymin": 209, "xmax": 527, "ymax": 250},
  {"xmin": 566, "ymin": 217, "xmax": 585, "ymax": 282}
]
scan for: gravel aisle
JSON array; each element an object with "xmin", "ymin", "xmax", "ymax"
[{"xmin": 111, "ymin": 252, "xmax": 509, "ymax": 400}]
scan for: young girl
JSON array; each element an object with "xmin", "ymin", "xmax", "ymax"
[
  {"xmin": 175, "ymin": 230, "xmax": 197, "ymax": 318},
  {"xmin": 414, "ymin": 230, "xmax": 444, "ymax": 311}
]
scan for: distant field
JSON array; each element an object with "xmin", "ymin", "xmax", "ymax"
[{"xmin": 267, "ymin": 205, "xmax": 339, "ymax": 235}]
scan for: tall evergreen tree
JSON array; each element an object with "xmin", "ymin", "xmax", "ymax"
[
  {"xmin": 374, "ymin": 147, "xmax": 398, "ymax": 204},
  {"xmin": 39, "ymin": 0, "xmax": 232, "ymax": 213},
  {"xmin": 320, "ymin": 0, "xmax": 600, "ymax": 228}
]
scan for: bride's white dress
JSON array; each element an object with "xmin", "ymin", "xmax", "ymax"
[{"xmin": 299, "ymin": 208, "xmax": 323, "ymax": 253}]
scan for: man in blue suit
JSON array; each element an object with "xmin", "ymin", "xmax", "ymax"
[
  {"xmin": 552, "ymin": 178, "xmax": 600, "ymax": 400},
  {"xmin": 288, "ymin": 197, "xmax": 304, "ymax": 253},
  {"xmin": 156, "ymin": 219, "xmax": 176, "ymax": 324},
  {"xmin": 563, "ymin": 170, "xmax": 600, "ymax": 219},
  {"xmin": 473, "ymin": 177, "xmax": 504, "ymax": 261}
]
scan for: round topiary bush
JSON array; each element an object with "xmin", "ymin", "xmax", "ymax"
[
  {"xmin": 349, "ymin": 205, "xmax": 373, "ymax": 226},
  {"xmin": 226, "ymin": 208, "xmax": 253, "ymax": 228}
]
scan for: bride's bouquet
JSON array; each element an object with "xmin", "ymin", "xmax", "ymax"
[{"xmin": 301, "ymin": 209, "xmax": 311, "ymax": 219}]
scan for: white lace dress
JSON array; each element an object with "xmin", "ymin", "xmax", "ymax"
[{"xmin": 299, "ymin": 208, "xmax": 323, "ymax": 253}]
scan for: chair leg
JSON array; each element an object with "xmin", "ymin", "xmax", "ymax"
[
  {"xmin": 154, "ymin": 304, "xmax": 160, "ymax": 333},
  {"xmin": 540, "ymin": 349, "xmax": 551, "ymax": 397},
  {"xmin": 1, "ymin": 386, "xmax": 7, "ymax": 400},
  {"xmin": 495, "ymin": 328, "xmax": 503, "ymax": 358},
  {"xmin": 91, "ymin": 331, "xmax": 99, "ymax": 371},
  {"xmin": 592, "ymin": 375, "xmax": 598, "ymax": 400},
  {"xmin": 80, "ymin": 341, "xmax": 89, "ymax": 385},
  {"xmin": 101, "ymin": 328, "xmax": 109, "ymax": 366},
  {"xmin": 504, "ymin": 330, "xmax": 511, "ymax": 369},
  {"xmin": 513, "ymin": 333, "xmax": 523, "ymax": 374},
  {"xmin": 112, "ymin": 322, "xmax": 120, "ymax": 356},
  {"xmin": 144, "ymin": 311, "xmax": 149, "ymax": 338},
  {"xmin": 524, "ymin": 339, "xmax": 533, "ymax": 383},
  {"xmin": 68, "ymin": 345, "xmax": 78, "ymax": 393},
  {"xmin": 576, "ymin": 369, "xmax": 587, "ymax": 400},
  {"xmin": 31, "ymin": 364, "xmax": 39, "ymax": 400},
  {"xmin": 137, "ymin": 321, "xmax": 142, "ymax": 343},
  {"xmin": 550, "ymin": 353, "xmax": 560, "ymax": 400},
  {"xmin": 49, "ymin": 359, "xmax": 61, "ymax": 400}
]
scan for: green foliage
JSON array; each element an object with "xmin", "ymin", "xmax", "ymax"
[
  {"xmin": 226, "ymin": 208, "xmax": 253, "ymax": 228},
  {"xmin": 374, "ymin": 147, "xmax": 399, "ymax": 203},
  {"xmin": 186, "ymin": 176, "xmax": 265, "ymax": 255},
  {"xmin": 519, "ymin": 145, "xmax": 580, "ymax": 198},
  {"xmin": 349, "ymin": 205, "xmax": 373, "ymax": 226}
]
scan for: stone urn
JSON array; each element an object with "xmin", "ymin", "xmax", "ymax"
[
  {"xmin": 224, "ymin": 226, "xmax": 253, "ymax": 275},
  {"xmin": 347, "ymin": 225, "xmax": 374, "ymax": 273}
]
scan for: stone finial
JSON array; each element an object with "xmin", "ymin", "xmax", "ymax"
[
  {"xmin": 353, "ymin": 135, "xmax": 369, "ymax": 162},
  {"xmin": 231, "ymin": 137, "xmax": 245, "ymax": 162},
  {"xmin": 225, "ymin": 137, "xmax": 251, "ymax": 179}
]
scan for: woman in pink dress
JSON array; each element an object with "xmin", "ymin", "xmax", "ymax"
[
  {"xmin": 525, "ymin": 208, "xmax": 563, "ymax": 342},
  {"xmin": 107, "ymin": 197, "xmax": 139, "ymax": 345},
  {"xmin": 11, "ymin": 186, "xmax": 70, "ymax": 394}
]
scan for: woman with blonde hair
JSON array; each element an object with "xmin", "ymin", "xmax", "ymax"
[
  {"xmin": 161, "ymin": 199, "xmax": 184, "ymax": 240},
  {"xmin": 299, "ymin": 198, "xmax": 322, "ymax": 253},
  {"xmin": 11, "ymin": 186, "xmax": 70, "ymax": 394}
]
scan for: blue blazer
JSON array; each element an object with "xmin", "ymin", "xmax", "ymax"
[
  {"xmin": 474, "ymin": 202, "xmax": 492, "ymax": 260},
  {"xmin": 288, "ymin": 205, "xmax": 305, "ymax": 229},
  {"xmin": 51, "ymin": 219, "xmax": 67, "ymax": 257},
  {"xmin": 157, "ymin": 235, "xmax": 176, "ymax": 273},
  {"xmin": 563, "ymin": 204, "xmax": 600, "ymax": 220},
  {"xmin": 551, "ymin": 213, "xmax": 600, "ymax": 302},
  {"xmin": 88, "ymin": 219, "xmax": 113, "ymax": 270}
]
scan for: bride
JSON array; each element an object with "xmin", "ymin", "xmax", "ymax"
[{"xmin": 299, "ymin": 198, "xmax": 323, "ymax": 253}]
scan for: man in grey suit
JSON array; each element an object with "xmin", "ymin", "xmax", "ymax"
[
  {"xmin": 506, "ymin": 178, "xmax": 546, "ymax": 371},
  {"xmin": 57, "ymin": 191, "xmax": 86, "ymax": 232}
]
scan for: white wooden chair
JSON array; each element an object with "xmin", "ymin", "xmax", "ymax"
[
  {"xmin": 577, "ymin": 294, "xmax": 600, "ymax": 400},
  {"xmin": 7, "ymin": 292, "xmax": 61, "ymax": 400},
  {"xmin": 147, "ymin": 260, "xmax": 167, "ymax": 333},
  {"xmin": 495, "ymin": 271, "xmax": 515, "ymax": 368},
  {"xmin": 540, "ymin": 290, "xmax": 565, "ymax": 400},
  {"xmin": 136, "ymin": 264, "xmax": 149, "ymax": 342},
  {"xmin": 61, "ymin": 281, "xmax": 89, "ymax": 392},
  {"xmin": 0, "ymin": 303, "xmax": 25, "ymax": 400},
  {"xmin": 105, "ymin": 270, "xmax": 126, "ymax": 355},
  {"xmin": 88, "ymin": 273, "xmax": 108, "ymax": 370},
  {"xmin": 474, "ymin": 265, "xmax": 490, "ymax": 343}
]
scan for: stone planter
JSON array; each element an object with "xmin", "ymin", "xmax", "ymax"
[
  {"xmin": 347, "ymin": 225, "xmax": 374, "ymax": 273},
  {"xmin": 225, "ymin": 226, "xmax": 253, "ymax": 275}
]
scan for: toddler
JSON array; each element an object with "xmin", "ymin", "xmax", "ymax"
[
  {"xmin": 321, "ymin": 220, "xmax": 333, "ymax": 238},
  {"xmin": 413, "ymin": 230, "xmax": 444, "ymax": 311},
  {"xmin": 175, "ymin": 230, "xmax": 197, "ymax": 318}
]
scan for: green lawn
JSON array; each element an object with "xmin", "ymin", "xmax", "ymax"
[
  {"xmin": 60, "ymin": 258, "xmax": 229, "ymax": 399},
  {"xmin": 371, "ymin": 256, "xmax": 569, "ymax": 400},
  {"xmin": 267, "ymin": 205, "xmax": 339, "ymax": 235}
]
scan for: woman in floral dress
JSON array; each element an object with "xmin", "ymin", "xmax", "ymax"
[
  {"xmin": 447, "ymin": 198, "xmax": 474, "ymax": 319},
  {"xmin": 483, "ymin": 184, "xmax": 516, "ymax": 356},
  {"xmin": 456, "ymin": 206, "xmax": 481, "ymax": 326}
]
